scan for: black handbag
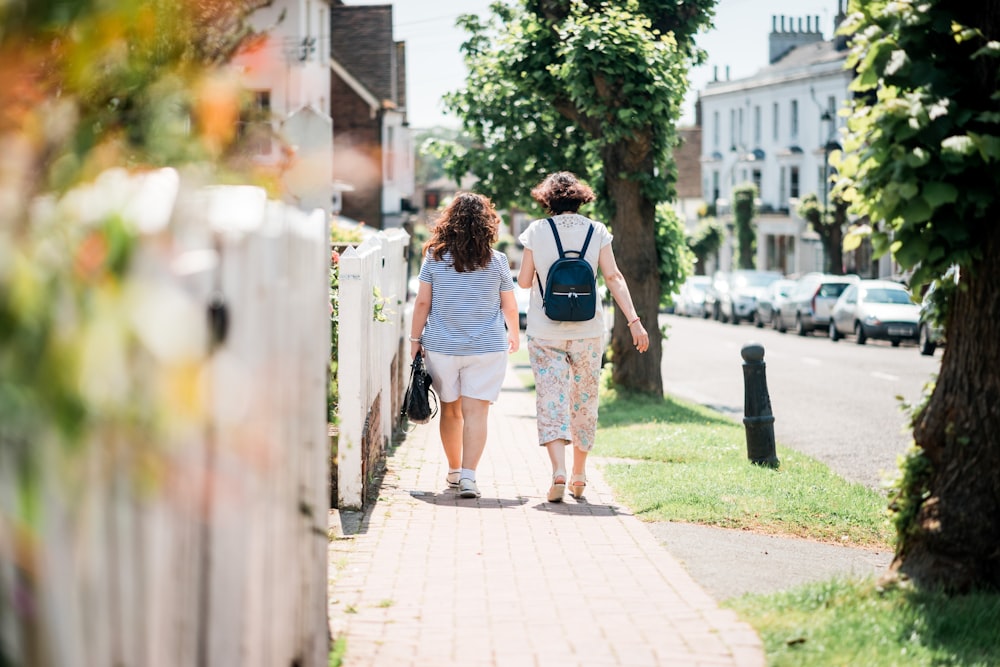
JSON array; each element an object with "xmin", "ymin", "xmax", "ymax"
[{"xmin": 402, "ymin": 351, "xmax": 438, "ymax": 424}]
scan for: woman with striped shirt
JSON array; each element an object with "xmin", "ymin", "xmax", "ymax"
[{"xmin": 409, "ymin": 193, "xmax": 521, "ymax": 499}]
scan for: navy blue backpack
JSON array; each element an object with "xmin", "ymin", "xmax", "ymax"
[{"xmin": 538, "ymin": 218, "xmax": 597, "ymax": 322}]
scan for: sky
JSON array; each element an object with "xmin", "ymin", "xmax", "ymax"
[{"xmin": 345, "ymin": 0, "xmax": 840, "ymax": 130}]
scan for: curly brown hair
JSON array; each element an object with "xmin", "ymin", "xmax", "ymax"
[
  {"xmin": 530, "ymin": 171, "xmax": 596, "ymax": 214},
  {"xmin": 423, "ymin": 192, "xmax": 501, "ymax": 272}
]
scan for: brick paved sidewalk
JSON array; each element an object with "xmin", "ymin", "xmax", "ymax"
[{"xmin": 328, "ymin": 363, "xmax": 764, "ymax": 667}]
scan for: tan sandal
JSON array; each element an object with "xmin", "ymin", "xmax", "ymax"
[
  {"xmin": 568, "ymin": 474, "xmax": 587, "ymax": 499},
  {"xmin": 547, "ymin": 470, "xmax": 566, "ymax": 502}
]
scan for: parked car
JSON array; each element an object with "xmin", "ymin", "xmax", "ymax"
[
  {"xmin": 719, "ymin": 270, "xmax": 784, "ymax": 325},
  {"xmin": 754, "ymin": 278, "xmax": 796, "ymax": 329},
  {"xmin": 829, "ymin": 280, "xmax": 920, "ymax": 346},
  {"xmin": 779, "ymin": 273, "xmax": 859, "ymax": 336},
  {"xmin": 675, "ymin": 275, "xmax": 711, "ymax": 318},
  {"xmin": 916, "ymin": 267, "xmax": 958, "ymax": 355},
  {"xmin": 704, "ymin": 271, "xmax": 731, "ymax": 321}
]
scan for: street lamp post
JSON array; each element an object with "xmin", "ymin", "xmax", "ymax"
[{"xmin": 820, "ymin": 109, "xmax": 834, "ymax": 212}]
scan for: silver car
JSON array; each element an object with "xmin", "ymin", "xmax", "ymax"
[
  {"xmin": 720, "ymin": 270, "xmax": 784, "ymax": 325},
  {"xmin": 675, "ymin": 275, "xmax": 711, "ymax": 318},
  {"xmin": 779, "ymin": 273, "xmax": 859, "ymax": 336},
  {"xmin": 829, "ymin": 280, "xmax": 920, "ymax": 346},
  {"xmin": 754, "ymin": 279, "xmax": 796, "ymax": 329}
]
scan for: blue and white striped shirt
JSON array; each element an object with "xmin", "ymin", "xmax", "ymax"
[{"xmin": 418, "ymin": 249, "xmax": 514, "ymax": 355}]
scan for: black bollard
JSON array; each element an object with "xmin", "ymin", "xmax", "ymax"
[{"xmin": 741, "ymin": 342, "xmax": 779, "ymax": 468}]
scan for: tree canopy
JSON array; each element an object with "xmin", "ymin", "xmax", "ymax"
[
  {"xmin": 436, "ymin": 0, "xmax": 714, "ymax": 393},
  {"xmin": 835, "ymin": 0, "xmax": 1000, "ymax": 592}
]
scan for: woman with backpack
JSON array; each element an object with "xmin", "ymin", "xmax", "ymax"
[
  {"xmin": 409, "ymin": 192, "xmax": 521, "ymax": 499},
  {"xmin": 517, "ymin": 172, "xmax": 649, "ymax": 502}
]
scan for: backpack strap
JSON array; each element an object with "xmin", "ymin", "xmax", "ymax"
[
  {"xmin": 577, "ymin": 223, "xmax": 595, "ymax": 259},
  {"xmin": 546, "ymin": 218, "xmax": 566, "ymax": 258}
]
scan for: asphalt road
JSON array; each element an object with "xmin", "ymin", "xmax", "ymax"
[{"xmin": 658, "ymin": 312, "xmax": 943, "ymax": 490}]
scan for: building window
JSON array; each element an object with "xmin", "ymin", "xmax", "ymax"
[
  {"xmin": 239, "ymin": 90, "xmax": 272, "ymax": 156},
  {"xmin": 789, "ymin": 166, "xmax": 800, "ymax": 199},
  {"xmin": 753, "ymin": 105, "xmax": 761, "ymax": 145},
  {"xmin": 779, "ymin": 166, "xmax": 787, "ymax": 207},
  {"xmin": 729, "ymin": 109, "xmax": 736, "ymax": 150},
  {"xmin": 790, "ymin": 100, "xmax": 799, "ymax": 140},
  {"xmin": 772, "ymin": 102, "xmax": 779, "ymax": 141},
  {"xmin": 713, "ymin": 111, "xmax": 720, "ymax": 148},
  {"xmin": 738, "ymin": 107, "xmax": 744, "ymax": 147},
  {"xmin": 712, "ymin": 170, "xmax": 720, "ymax": 204},
  {"xmin": 752, "ymin": 169, "xmax": 762, "ymax": 195}
]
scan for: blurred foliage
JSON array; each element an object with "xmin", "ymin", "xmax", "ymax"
[
  {"xmin": 687, "ymin": 217, "xmax": 723, "ymax": 274},
  {"xmin": 414, "ymin": 127, "xmax": 470, "ymax": 187},
  {"xmin": 732, "ymin": 183, "xmax": 756, "ymax": 270},
  {"xmin": 655, "ymin": 204, "xmax": 695, "ymax": 308},
  {"xmin": 0, "ymin": 0, "xmax": 273, "ymax": 484},
  {"xmin": 797, "ymin": 192, "xmax": 846, "ymax": 275}
]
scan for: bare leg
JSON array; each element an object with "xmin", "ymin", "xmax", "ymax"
[
  {"xmin": 545, "ymin": 439, "xmax": 568, "ymax": 501},
  {"xmin": 569, "ymin": 445, "xmax": 588, "ymax": 498},
  {"xmin": 439, "ymin": 399, "xmax": 463, "ymax": 471},
  {"xmin": 545, "ymin": 439, "xmax": 568, "ymax": 482},
  {"xmin": 459, "ymin": 397, "xmax": 490, "ymax": 472}
]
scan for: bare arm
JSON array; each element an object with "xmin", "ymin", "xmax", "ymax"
[
  {"xmin": 500, "ymin": 290, "xmax": 520, "ymax": 352},
  {"xmin": 409, "ymin": 280, "xmax": 432, "ymax": 359},
  {"xmin": 517, "ymin": 249, "xmax": 535, "ymax": 289},
  {"xmin": 598, "ymin": 244, "xmax": 650, "ymax": 353}
]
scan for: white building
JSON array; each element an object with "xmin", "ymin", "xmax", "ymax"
[
  {"xmin": 234, "ymin": 0, "xmax": 336, "ymax": 216},
  {"xmin": 698, "ymin": 11, "xmax": 888, "ymax": 277}
]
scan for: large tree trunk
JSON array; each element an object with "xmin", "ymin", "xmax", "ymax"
[
  {"xmin": 892, "ymin": 222, "xmax": 1000, "ymax": 591},
  {"xmin": 600, "ymin": 141, "xmax": 663, "ymax": 395}
]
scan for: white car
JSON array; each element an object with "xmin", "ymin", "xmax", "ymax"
[{"xmin": 829, "ymin": 280, "xmax": 920, "ymax": 346}]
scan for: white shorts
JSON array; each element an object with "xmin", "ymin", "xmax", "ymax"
[{"xmin": 422, "ymin": 350, "xmax": 508, "ymax": 403}]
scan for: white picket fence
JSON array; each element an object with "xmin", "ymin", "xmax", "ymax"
[
  {"xmin": 0, "ymin": 170, "xmax": 330, "ymax": 666},
  {"xmin": 334, "ymin": 229, "xmax": 410, "ymax": 510}
]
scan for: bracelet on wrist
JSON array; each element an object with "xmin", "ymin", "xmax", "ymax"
[
  {"xmin": 627, "ymin": 317, "xmax": 641, "ymax": 327},
  {"xmin": 408, "ymin": 336, "xmax": 421, "ymax": 343}
]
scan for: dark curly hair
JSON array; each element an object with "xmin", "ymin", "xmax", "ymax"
[
  {"xmin": 530, "ymin": 171, "xmax": 596, "ymax": 214},
  {"xmin": 423, "ymin": 192, "xmax": 501, "ymax": 272}
]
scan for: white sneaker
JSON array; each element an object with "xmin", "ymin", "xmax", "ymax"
[
  {"xmin": 458, "ymin": 478, "xmax": 480, "ymax": 498},
  {"xmin": 445, "ymin": 471, "xmax": 461, "ymax": 488}
]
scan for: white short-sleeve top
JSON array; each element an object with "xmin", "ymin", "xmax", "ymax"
[{"xmin": 518, "ymin": 213, "xmax": 613, "ymax": 340}]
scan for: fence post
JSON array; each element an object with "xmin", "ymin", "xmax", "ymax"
[{"xmin": 336, "ymin": 245, "xmax": 366, "ymax": 510}]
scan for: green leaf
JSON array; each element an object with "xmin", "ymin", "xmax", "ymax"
[
  {"xmin": 893, "ymin": 237, "xmax": 929, "ymax": 269},
  {"xmin": 941, "ymin": 135, "xmax": 976, "ymax": 157},
  {"xmin": 921, "ymin": 182, "xmax": 958, "ymax": 208},
  {"xmin": 901, "ymin": 198, "xmax": 933, "ymax": 224},
  {"xmin": 969, "ymin": 132, "xmax": 1000, "ymax": 162}
]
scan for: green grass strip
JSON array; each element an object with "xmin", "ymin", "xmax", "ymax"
[
  {"xmin": 726, "ymin": 578, "xmax": 1000, "ymax": 666},
  {"xmin": 595, "ymin": 388, "xmax": 892, "ymax": 548}
]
